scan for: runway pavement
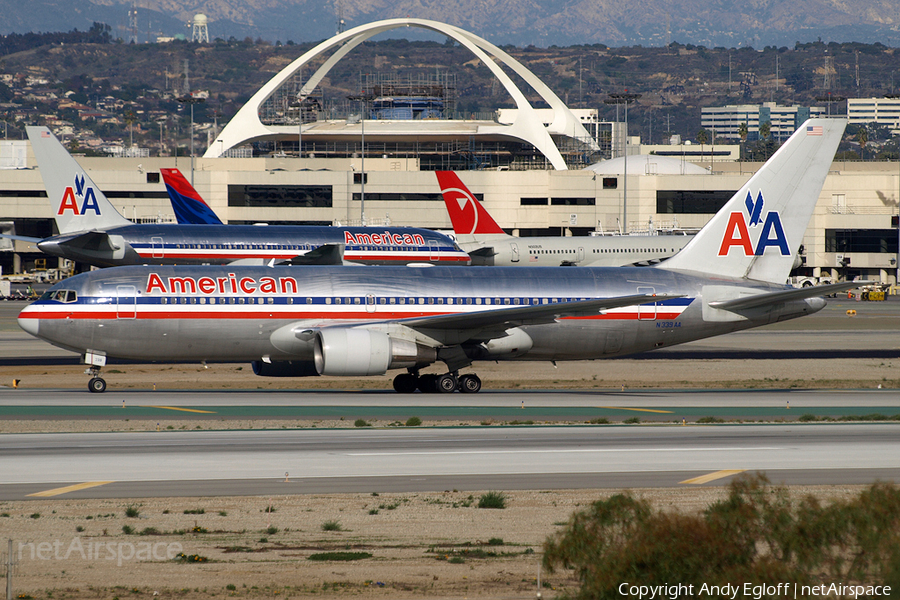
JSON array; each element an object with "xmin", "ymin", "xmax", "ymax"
[
  {"xmin": 0, "ymin": 423, "xmax": 897, "ymax": 500},
  {"xmin": 1, "ymin": 388, "xmax": 899, "ymax": 422}
]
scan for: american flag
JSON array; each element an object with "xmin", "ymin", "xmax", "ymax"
[
  {"xmin": 530, "ymin": 255, "xmax": 538, "ymax": 262},
  {"xmin": 806, "ymin": 125, "xmax": 823, "ymax": 136}
]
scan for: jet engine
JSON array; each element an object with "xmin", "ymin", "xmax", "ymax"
[{"xmin": 314, "ymin": 329, "xmax": 436, "ymax": 376}]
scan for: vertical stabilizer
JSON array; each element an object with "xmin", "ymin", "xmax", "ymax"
[
  {"xmin": 160, "ymin": 168, "xmax": 223, "ymax": 225},
  {"xmin": 659, "ymin": 118, "xmax": 846, "ymax": 283},
  {"xmin": 26, "ymin": 126, "xmax": 132, "ymax": 235},
  {"xmin": 436, "ymin": 171, "xmax": 506, "ymax": 235}
]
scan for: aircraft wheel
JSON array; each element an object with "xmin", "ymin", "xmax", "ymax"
[
  {"xmin": 88, "ymin": 377, "xmax": 107, "ymax": 394},
  {"xmin": 393, "ymin": 373, "xmax": 418, "ymax": 393},
  {"xmin": 458, "ymin": 374, "xmax": 482, "ymax": 394},
  {"xmin": 436, "ymin": 373, "xmax": 457, "ymax": 393},
  {"xmin": 417, "ymin": 374, "xmax": 438, "ymax": 393}
]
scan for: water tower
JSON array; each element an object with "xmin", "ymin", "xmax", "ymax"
[{"xmin": 191, "ymin": 14, "xmax": 209, "ymax": 43}]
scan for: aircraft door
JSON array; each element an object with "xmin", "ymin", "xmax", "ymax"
[
  {"xmin": 116, "ymin": 285, "xmax": 136, "ymax": 319},
  {"xmin": 637, "ymin": 286, "xmax": 656, "ymax": 320},
  {"xmin": 151, "ymin": 236, "xmax": 164, "ymax": 259},
  {"xmin": 366, "ymin": 293, "xmax": 376, "ymax": 314},
  {"xmin": 577, "ymin": 247, "xmax": 585, "ymax": 263},
  {"xmin": 429, "ymin": 240, "xmax": 439, "ymax": 262},
  {"xmin": 511, "ymin": 242, "xmax": 520, "ymax": 263}
]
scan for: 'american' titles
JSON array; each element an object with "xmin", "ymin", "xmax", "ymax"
[{"xmin": 344, "ymin": 231, "xmax": 425, "ymax": 246}]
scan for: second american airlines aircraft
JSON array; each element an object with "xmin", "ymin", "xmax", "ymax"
[
  {"xmin": 436, "ymin": 170, "xmax": 694, "ymax": 266},
  {"xmin": 23, "ymin": 126, "xmax": 469, "ymax": 267},
  {"xmin": 20, "ymin": 119, "xmax": 855, "ymax": 393}
]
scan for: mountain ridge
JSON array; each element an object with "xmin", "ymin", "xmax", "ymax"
[{"xmin": 4, "ymin": 0, "xmax": 900, "ymax": 48}]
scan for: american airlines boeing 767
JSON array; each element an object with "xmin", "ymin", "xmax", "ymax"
[{"xmin": 19, "ymin": 119, "xmax": 857, "ymax": 393}]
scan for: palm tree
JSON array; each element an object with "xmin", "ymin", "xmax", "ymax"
[
  {"xmin": 738, "ymin": 122, "xmax": 748, "ymax": 163},
  {"xmin": 857, "ymin": 126, "xmax": 868, "ymax": 160}
]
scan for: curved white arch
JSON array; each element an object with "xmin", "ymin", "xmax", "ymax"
[{"xmin": 203, "ymin": 18, "xmax": 596, "ymax": 169}]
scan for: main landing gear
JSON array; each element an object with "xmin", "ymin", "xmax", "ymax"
[
  {"xmin": 392, "ymin": 370, "xmax": 482, "ymax": 394},
  {"xmin": 86, "ymin": 366, "xmax": 107, "ymax": 393}
]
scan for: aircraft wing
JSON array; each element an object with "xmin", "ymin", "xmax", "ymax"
[
  {"xmin": 708, "ymin": 281, "xmax": 869, "ymax": 311},
  {"xmin": 466, "ymin": 246, "xmax": 497, "ymax": 258},
  {"xmin": 401, "ymin": 293, "xmax": 685, "ymax": 332},
  {"xmin": 279, "ymin": 243, "xmax": 346, "ymax": 266}
]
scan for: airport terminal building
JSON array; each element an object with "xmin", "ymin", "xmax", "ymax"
[{"xmin": 0, "ymin": 18, "xmax": 897, "ymax": 286}]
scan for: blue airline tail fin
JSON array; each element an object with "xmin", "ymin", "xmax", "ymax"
[{"xmin": 160, "ymin": 168, "xmax": 223, "ymax": 225}]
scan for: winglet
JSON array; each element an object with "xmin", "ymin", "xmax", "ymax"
[
  {"xmin": 435, "ymin": 171, "xmax": 505, "ymax": 235},
  {"xmin": 26, "ymin": 126, "xmax": 132, "ymax": 235},
  {"xmin": 160, "ymin": 168, "xmax": 223, "ymax": 225},
  {"xmin": 659, "ymin": 118, "xmax": 846, "ymax": 284}
]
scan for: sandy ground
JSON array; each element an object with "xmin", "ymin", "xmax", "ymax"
[{"xmin": 0, "ymin": 485, "xmax": 874, "ymax": 599}]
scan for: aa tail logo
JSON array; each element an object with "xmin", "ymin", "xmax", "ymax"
[
  {"xmin": 58, "ymin": 174, "xmax": 102, "ymax": 216},
  {"xmin": 718, "ymin": 191, "xmax": 789, "ymax": 257}
]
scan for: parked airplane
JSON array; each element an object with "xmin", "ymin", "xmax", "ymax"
[
  {"xmin": 159, "ymin": 168, "xmax": 223, "ymax": 225},
  {"xmin": 21, "ymin": 126, "xmax": 470, "ymax": 267},
  {"xmin": 436, "ymin": 170, "xmax": 694, "ymax": 266},
  {"xmin": 19, "ymin": 119, "xmax": 857, "ymax": 394}
]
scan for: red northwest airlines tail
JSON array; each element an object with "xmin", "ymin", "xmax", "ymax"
[{"xmin": 435, "ymin": 171, "xmax": 506, "ymax": 235}]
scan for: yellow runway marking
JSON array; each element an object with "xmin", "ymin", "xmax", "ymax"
[
  {"xmin": 600, "ymin": 406, "xmax": 674, "ymax": 414},
  {"xmin": 28, "ymin": 481, "xmax": 115, "ymax": 497},
  {"xmin": 144, "ymin": 406, "xmax": 216, "ymax": 414},
  {"xmin": 680, "ymin": 469, "xmax": 746, "ymax": 485}
]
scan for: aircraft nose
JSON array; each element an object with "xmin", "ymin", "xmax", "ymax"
[{"xmin": 17, "ymin": 310, "xmax": 40, "ymax": 337}]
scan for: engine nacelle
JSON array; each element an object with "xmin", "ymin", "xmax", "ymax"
[
  {"xmin": 251, "ymin": 359, "xmax": 319, "ymax": 377},
  {"xmin": 466, "ymin": 327, "xmax": 533, "ymax": 360},
  {"xmin": 314, "ymin": 329, "xmax": 436, "ymax": 376}
]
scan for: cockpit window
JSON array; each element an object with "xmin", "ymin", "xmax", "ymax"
[{"xmin": 42, "ymin": 289, "xmax": 77, "ymax": 303}]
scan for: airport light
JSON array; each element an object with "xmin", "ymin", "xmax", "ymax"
[
  {"xmin": 605, "ymin": 93, "xmax": 641, "ymax": 234},
  {"xmin": 348, "ymin": 93, "xmax": 374, "ymax": 225},
  {"xmin": 177, "ymin": 93, "xmax": 206, "ymax": 186},
  {"xmin": 289, "ymin": 95, "xmax": 308, "ymax": 158},
  {"xmin": 815, "ymin": 93, "xmax": 845, "ymax": 116}
]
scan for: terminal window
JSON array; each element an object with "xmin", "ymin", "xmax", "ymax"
[
  {"xmin": 228, "ymin": 185, "xmax": 333, "ymax": 208},
  {"xmin": 657, "ymin": 190, "xmax": 736, "ymax": 214}
]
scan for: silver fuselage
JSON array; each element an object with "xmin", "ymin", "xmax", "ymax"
[{"xmin": 19, "ymin": 265, "xmax": 823, "ymax": 367}]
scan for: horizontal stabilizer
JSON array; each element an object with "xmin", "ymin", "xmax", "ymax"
[
  {"xmin": 709, "ymin": 281, "xmax": 870, "ymax": 311},
  {"xmin": 0, "ymin": 233, "xmax": 43, "ymax": 243},
  {"xmin": 43, "ymin": 231, "xmax": 120, "ymax": 253}
]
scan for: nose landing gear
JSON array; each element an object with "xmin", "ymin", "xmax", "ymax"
[{"xmin": 86, "ymin": 366, "xmax": 107, "ymax": 393}]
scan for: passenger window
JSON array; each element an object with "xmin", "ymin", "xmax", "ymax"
[{"xmin": 267, "ymin": 298, "xmax": 274, "ymax": 304}]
